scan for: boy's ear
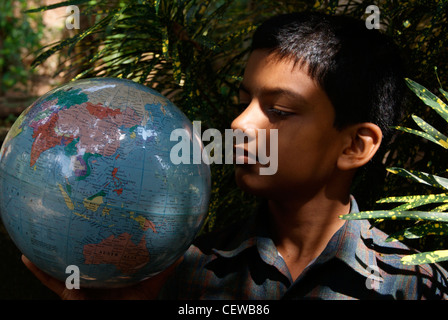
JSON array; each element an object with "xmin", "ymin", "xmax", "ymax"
[{"xmin": 337, "ymin": 123, "xmax": 383, "ymax": 171}]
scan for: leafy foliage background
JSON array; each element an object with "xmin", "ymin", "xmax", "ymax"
[
  {"xmin": 0, "ymin": 0, "xmax": 43, "ymax": 95},
  {"xmin": 1, "ymin": 0, "xmax": 448, "ymax": 298}
]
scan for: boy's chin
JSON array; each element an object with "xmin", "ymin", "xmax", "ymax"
[{"xmin": 234, "ymin": 164, "xmax": 273, "ymax": 197}]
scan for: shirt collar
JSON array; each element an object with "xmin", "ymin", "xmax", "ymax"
[
  {"xmin": 313, "ymin": 207, "xmax": 381, "ymax": 280},
  {"xmin": 303, "ymin": 198, "xmax": 383, "ymax": 283},
  {"xmin": 212, "ymin": 197, "xmax": 381, "ymax": 281}
]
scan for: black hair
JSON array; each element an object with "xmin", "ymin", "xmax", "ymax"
[{"xmin": 251, "ymin": 12, "xmax": 406, "ymax": 145}]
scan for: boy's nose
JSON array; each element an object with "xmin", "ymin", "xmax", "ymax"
[{"xmin": 231, "ymin": 102, "xmax": 262, "ymax": 132}]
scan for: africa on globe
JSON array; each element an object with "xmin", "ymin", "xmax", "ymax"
[{"xmin": 0, "ymin": 78, "xmax": 211, "ymax": 288}]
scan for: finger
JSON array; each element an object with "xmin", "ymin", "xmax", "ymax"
[{"xmin": 21, "ymin": 255, "xmax": 67, "ymax": 298}]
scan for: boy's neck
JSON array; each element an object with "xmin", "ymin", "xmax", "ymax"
[{"xmin": 267, "ymin": 191, "xmax": 351, "ymax": 281}]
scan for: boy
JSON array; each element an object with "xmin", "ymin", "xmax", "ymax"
[{"xmin": 24, "ymin": 12, "xmax": 448, "ymax": 299}]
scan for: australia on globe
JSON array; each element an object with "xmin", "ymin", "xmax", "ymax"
[{"xmin": 0, "ymin": 78, "xmax": 211, "ymax": 288}]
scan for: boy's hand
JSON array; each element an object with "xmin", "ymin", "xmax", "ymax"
[{"xmin": 21, "ymin": 255, "xmax": 180, "ymax": 300}]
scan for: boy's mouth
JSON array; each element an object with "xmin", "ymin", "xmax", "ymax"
[{"xmin": 233, "ymin": 146, "xmax": 258, "ymax": 164}]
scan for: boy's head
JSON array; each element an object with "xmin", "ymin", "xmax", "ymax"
[
  {"xmin": 251, "ymin": 12, "xmax": 405, "ymax": 146},
  {"xmin": 231, "ymin": 12, "xmax": 405, "ymax": 201}
]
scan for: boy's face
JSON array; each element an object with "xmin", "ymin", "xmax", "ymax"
[{"xmin": 232, "ymin": 49, "xmax": 348, "ymax": 200}]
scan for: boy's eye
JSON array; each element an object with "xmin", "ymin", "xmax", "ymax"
[
  {"xmin": 236, "ymin": 102, "xmax": 295, "ymax": 118},
  {"xmin": 267, "ymin": 107, "xmax": 294, "ymax": 117}
]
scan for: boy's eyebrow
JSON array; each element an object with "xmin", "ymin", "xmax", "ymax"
[{"xmin": 239, "ymin": 82, "xmax": 309, "ymax": 106}]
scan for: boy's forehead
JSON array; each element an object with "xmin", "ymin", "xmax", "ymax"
[
  {"xmin": 241, "ymin": 50, "xmax": 321, "ymax": 95},
  {"xmin": 239, "ymin": 50, "xmax": 336, "ymax": 119}
]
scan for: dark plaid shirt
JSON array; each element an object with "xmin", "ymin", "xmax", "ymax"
[{"xmin": 159, "ymin": 198, "xmax": 448, "ymax": 299}]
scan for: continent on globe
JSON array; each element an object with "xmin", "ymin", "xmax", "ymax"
[
  {"xmin": 30, "ymin": 110, "xmax": 73, "ymax": 167},
  {"xmin": 83, "ymin": 233, "xmax": 150, "ymax": 274},
  {"xmin": 29, "ymin": 100, "xmax": 141, "ymax": 168}
]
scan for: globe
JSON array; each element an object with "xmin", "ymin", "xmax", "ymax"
[{"xmin": 0, "ymin": 78, "xmax": 211, "ymax": 288}]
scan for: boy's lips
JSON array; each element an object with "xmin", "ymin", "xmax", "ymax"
[{"xmin": 233, "ymin": 146, "xmax": 258, "ymax": 164}]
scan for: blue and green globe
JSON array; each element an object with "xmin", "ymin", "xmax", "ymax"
[{"xmin": 0, "ymin": 78, "xmax": 210, "ymax": 288}]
